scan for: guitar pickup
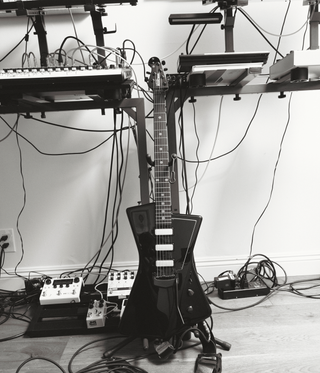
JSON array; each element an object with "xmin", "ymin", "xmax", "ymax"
[
  {"xmin": 155, "ymin": 244, "xmax": 173, "ymax": 251},
  {"xmin": 156, "ymin": 260, "xmax": 174, "ymax": 267},
  {"xmin": 155, "ymin": 228, "xmax": 173, "ymax": 235}
]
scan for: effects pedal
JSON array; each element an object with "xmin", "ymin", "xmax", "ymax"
[
  {"xmin": 107, "ymin": 271, "xmax": 136, "ymax": 298},
  {"xmin": 39, "ymin": 276, "xmax": 83, "ymax": 305},
  {"xmin": 86, "ymin": 299, "xmax": 108, "ymax": 328}
]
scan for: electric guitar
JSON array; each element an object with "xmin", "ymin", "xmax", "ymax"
[{"xmin": 119, "ymin": 57, "xmax": 212, "ymax": 342}]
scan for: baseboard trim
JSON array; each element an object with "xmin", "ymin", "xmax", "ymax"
[
  {"xmin": 1, "ymin": 252, "xmax": 319, "ymax": 291},
  {"xmin": 195, "ymin": 252, "xmax": 320, "ymax": 281}
]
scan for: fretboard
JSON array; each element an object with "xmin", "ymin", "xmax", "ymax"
[
  {"xmin": 154, "ymin": 89, "xmax": 172, "ymax": 230},
  {"xmin": 153, "ymin": 87, "xmax": 174, "ymax": 278}
]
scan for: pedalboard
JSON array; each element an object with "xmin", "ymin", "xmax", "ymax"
[
  {"xmin": 86, "ymin": 299, "xmax": 108, "ymax": 329},
  {"xmin": 218, "ymin": 279, "xmax": 270, "ymax": 300},
  {"xmin": 39, "ymin": 276, "xmax": 83, "ymax": 305},
  {"xmin": 107, "ymin": 271, "xmax": 136, "ymax": 298}
]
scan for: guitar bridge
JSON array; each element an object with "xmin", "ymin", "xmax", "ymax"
[{"xmin": 153, "ymin": 275, "xmax": 176, "ymax": 288}]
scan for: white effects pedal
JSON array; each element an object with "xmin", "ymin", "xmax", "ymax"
[
  {"xmin": 86, "ymin": 299, "xmax": 108, "ymax": 328},
  {"xmin": 107, "ymin": 271, "xmax": 136, "ymax": 298},
  {"xmin": 39, "ymin": 276, "xmax": 83, "ymax": 305}
]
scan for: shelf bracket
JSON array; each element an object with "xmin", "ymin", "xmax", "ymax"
[{"xmin": 309, "ymin": 3, "xmax": 320, "ymax": 50}]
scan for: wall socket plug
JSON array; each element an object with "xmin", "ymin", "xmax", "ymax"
[{"xmin": 0, "ymin": 228, "xmax": 16, "ymax": 253}]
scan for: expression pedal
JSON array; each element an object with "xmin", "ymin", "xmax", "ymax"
[
  {"xmin": 86, "ymin": 299, "xmax": 108, "ymax": 328},
  {"xmin": 39, "ymin": 277, "xmax": 83, "ymax": 305},
  {"xmin": 107, "ymin": 271, "xmax": 136, "ymax": 298}
]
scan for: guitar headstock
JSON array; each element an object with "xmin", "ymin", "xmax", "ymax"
[{"xmin": 148, "ymin": 57, "xmax": 168, "ymax": 91}]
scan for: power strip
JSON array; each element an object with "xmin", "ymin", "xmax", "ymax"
[
  {"xmin": 39, "ymin": 277, "xmax": 83, "ymax": 305},
  {"xmin": 86, "ymin": 299, "xmax": 108, "ymax": 329},
  {"xmin": 218, "ymin": 280, "xmax": 270, "ymax": 300}
]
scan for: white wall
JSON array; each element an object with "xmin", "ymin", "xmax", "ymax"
[{"xmin": 0, "ymin": 0, "xmax": 319, "ymax": 290}]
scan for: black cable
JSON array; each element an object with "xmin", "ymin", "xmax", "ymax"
[
  {"xmin": 272, "ymin": 0, "xmax": 292, "ymax": 64},
  {"xmin": 209, "ymin": 255, "xmax": 289, "ymax": 312},
  {"xmin": 84, "ymin": 115, "xmax": 119, "ymax": 281},
  {"xmin": 238, "ymin": 8, "xmax": 285, "ymax": 59},
  {"xmin": 237, "ymin": 254, "xmax": 279, "ymax": 289},
  {"xmin": 185, "ymin": 6, "xmax": 220, "ymax": 55},
  {"xmin": 57, "ymin": 35, "xmax": 99, "ymax": 66},
  {"xmin": 288, "ymin": 278, "xmax": 320, "ymax": 299},
  {"xmin": 178, "ymin": 95, "xmax": 191, "ymax": 214},
  {"xmin": 186, "ymin": 24, "xmax": 196, "ymax": 55},
  {"xmin": 187, "ymin": 102, "xmax": 201, "ymax": 214},
  {"xmin": 122, "ymin": 39, "xmax": 137, "ymax": 65},
  {"xmin": 176, "ymin": 83, "xmax": 196, "ymax": 215},
  {"xmin": 0, "ymin": 118, "xmax": 17, "ymax": 142},
  {"xmin": 95, "ymin": 112, "xmax": 125, "ymax": 283},
  {"xmin": 1, "ymin": 115, "xmax": 121, "ymax": 157},
  {"xmin": 13, "ymin": 117, "xmax": 27, "ymax": 280},
  {"xmin": 16, "ymin": 357, "xmax": 67, "ymax": 373},
  {"xmin": 0, "ymin": 20, "xmax": 34, "ymax": 63},
  {"xmin": 173, "ymin": 93, "xmax": 264, "ymax": 165},
  {"xmin": 249, "ymin": 92, "xmax": 293, "ymax": 257},
  {"xmin": 21, "ymin": 114, "xmax": 123, "ymax": 133}
]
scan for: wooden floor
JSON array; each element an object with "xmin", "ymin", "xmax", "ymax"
[{"xmin": 1, "ymin": 276, "xmax": 320, "ymax": 373}]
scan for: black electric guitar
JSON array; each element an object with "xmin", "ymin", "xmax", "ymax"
[{"xmin": 119, "ymin": 57, "xmax": 212, "ymax": 342}]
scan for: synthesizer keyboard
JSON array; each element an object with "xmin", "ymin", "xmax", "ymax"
[
  {"xmin": 0, "ymin": 66, "xmax": 132, "ymax": 86},
  {"xmin": 0, "ymin": 65, "xmax": 134, "ymax": 105}
]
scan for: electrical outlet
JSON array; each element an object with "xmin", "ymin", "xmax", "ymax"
[{"xmin": 0, "ymin": 228, "xmax": 16, "ymax": 253}]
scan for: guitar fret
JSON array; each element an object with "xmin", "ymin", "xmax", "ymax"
[{"xmin": 153, "ymin": 84, "xmax": 173, "ymax": 248}]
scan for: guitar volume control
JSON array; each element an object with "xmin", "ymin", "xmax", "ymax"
[
  {"xmin": 187, "ymin": 306, "xmax": 194, "ymax": 313},
  {"xmin": 187, "ymin": 289, "xmax": 194, "ymax": 296}
]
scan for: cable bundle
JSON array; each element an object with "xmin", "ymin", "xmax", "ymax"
[{"xmin": 237, "ymin": 254, "xmax": 279, "ymax": 289}]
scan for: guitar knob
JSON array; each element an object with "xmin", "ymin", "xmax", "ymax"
[
  {"xmin": 187, "ymin": 289, "xmax": 194, "ymax": 296},
  {"xmin": 187, "ymin": 306, "xmax": 194, "ymax": 313}
]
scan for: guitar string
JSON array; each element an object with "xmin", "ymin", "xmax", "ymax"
[{"xmin": 154, "ymin": 76, "xmax": 173, "ymax": 278}]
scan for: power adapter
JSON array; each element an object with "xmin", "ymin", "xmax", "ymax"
[
  {"xmin": 24, "ymin": 278, "xmax": 44, "ymax": 296},
  {"xmin": 214, "ymin": 272, "xmax": 237, "ymax": 291}
]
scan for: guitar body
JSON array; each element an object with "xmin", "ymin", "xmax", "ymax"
[{"xmin": 119, "ymin": 203, "xmax": 212, "ymax": 340}]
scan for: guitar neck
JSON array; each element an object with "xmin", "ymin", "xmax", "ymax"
[{"xmin": 154, "ymin": 89, "xmax": 172, "ymax": 231}]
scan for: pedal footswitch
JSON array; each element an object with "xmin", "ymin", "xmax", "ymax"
[
  {"xmin": 39, "ymin": 277, "xmax": 83, "ymax": 305},
  {"xmin": 86, "ymin": 299, "xmax": 108, "ymax": 328}
]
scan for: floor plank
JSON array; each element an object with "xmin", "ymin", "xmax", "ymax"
[{"xmin": 1, "ymin": 276, "xmax": 320, "ymax": 373}]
